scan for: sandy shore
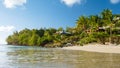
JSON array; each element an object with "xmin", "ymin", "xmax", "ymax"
[{"xmin": 62, "ymin": 43, "xmax": 120, "ymax": 54}]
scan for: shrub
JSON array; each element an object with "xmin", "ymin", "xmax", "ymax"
[{"xmin": 78, "ymin": 36, "xmax": 97, "ymax": 46}]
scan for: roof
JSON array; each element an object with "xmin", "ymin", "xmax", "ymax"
[
  {"xmin": 99, "ymin": 26, "xmax": 110, "ymax": 29},
  {"xmin": 113, "ymin": 17, "xmax": 120, "ymax": 21}
]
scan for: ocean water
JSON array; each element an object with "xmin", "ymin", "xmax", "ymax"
[{"xmin": 0, "ymin": 44, "xmax": 120, "ymax": 68}]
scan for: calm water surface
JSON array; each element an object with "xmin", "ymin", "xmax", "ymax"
[{"xmin": 0, "ymin": 44, "xmax": 120, "ymax": 68}]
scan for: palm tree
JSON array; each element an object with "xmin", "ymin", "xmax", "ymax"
[
  {"xmin": 76, "ymin": 16, "xmax": 89, "ymax": 30},
  {"xmin": 101, "ymin": 9, "xmax": 113, "ymax": 43},
  {"xmin": 89, "ymin": 15, "xmax": 99, "ymax": 32}
]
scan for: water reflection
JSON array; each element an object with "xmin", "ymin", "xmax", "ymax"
[{"xmin": 0, "ymin": 45, "xmax": 120, "ymax": 68}]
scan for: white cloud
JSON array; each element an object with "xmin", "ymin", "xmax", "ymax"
[
  {"xmin": 110, "ymin": 0, "xmax": 120, "ymax": 4},
  {"xmin": 3, "ymin": 0, "xmax": 27, "ymax": 8},
  {"xmin": 0, "ymin": 33, "xmax": 8, "ymax": 44},
  {"xmin": 61, "ymin": 0, "xmax": 85, "ymax": 7},
  {"xmin": 0, "ymin": 26, "xmax": 15, "ymax": 44},
  {"xmin": 0, "ymin": 26, "xmax": 15, "ymax": 32}
]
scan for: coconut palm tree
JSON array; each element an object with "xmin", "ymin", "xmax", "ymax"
[
  {"xmin": 101, "ymin": 9, "xmax": 113, "ymax": 43},
  {"xmin": 76, "ymin": 16, "xmax": 89, "ymax": 31}
]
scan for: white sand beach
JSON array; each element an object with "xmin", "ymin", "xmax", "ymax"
[{"xmin": 62, "ymin": 43, "xmax": 120, "ymax": 54}]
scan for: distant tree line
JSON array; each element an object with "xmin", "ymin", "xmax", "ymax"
[{"xmin": 6, "ymin": 9, "xmax": 120, "ymax": 47}]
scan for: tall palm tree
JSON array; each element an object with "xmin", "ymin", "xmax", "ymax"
[
  {"xmin": 76, "ymin": 16, "xmax": 89, "ymax": 31},
  {"xmin": 100, "ymin": 9, "xmax": 113, "ymax": 26},
  {"xmin": 89, "ymin": 15, "xmax": 99, "ymax": 31},
  {"xmin": 101, "ymin": 9, "xmax": 113, "ymax": 43}
]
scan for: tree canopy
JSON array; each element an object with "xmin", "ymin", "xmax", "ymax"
[{"xmin": 6, "ymin": 9, "xmax": 120, "ymax": 47}]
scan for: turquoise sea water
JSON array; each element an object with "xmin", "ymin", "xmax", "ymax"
[{"xmin": 0, "ymin": 44, "xmax": 120, "ymax": 68}]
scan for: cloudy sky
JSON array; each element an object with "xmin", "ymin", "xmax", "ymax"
[{"xmin": 0, "ymin": 0, "xmax": 120, "ymax": 44}]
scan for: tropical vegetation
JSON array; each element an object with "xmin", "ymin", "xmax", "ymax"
[{"xmin": 6, "ymin": 9, "xmax": 120, "ymax": 47}]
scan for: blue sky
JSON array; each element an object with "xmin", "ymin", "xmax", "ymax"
[{"xmin": 0, "ymin": 0, "xmax": 120, "ymax": 44}]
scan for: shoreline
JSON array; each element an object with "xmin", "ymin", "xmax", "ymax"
[{"xmin": 62, "ymin": 43, "xmax": 120, "ymax": 54}]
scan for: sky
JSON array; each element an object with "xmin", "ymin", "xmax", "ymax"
[{"xmin": 0, "ymin": 0, "xmax": 120, "ymax": 44}]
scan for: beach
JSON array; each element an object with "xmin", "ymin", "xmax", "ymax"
[{"xmin": 62, "ymin": 43, "xmax": 120, "ymax": 54}]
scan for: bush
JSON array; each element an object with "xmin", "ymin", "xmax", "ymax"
[
  {"xmin": 78, "ymin": 36, "xmax": 97, "ymax": 46},
  {"xmin": 92, "ymin": 32, "xmax": 109, "ymax": 44}
]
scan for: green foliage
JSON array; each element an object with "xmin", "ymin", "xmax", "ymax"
[
  {"xmin": 6, "ymin": 9, "xmax": 120, "ymax": 47},
  {"xmin": 79, "ymin": 31, "xmax": 88, "ymax": 39},
  {"xmin": 79, "ymin": 36, "xmax": 97, "ymax": 46},
  {"xmin": 93, "ymin": 32, "xmax": 109, "ymax": 44}
]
